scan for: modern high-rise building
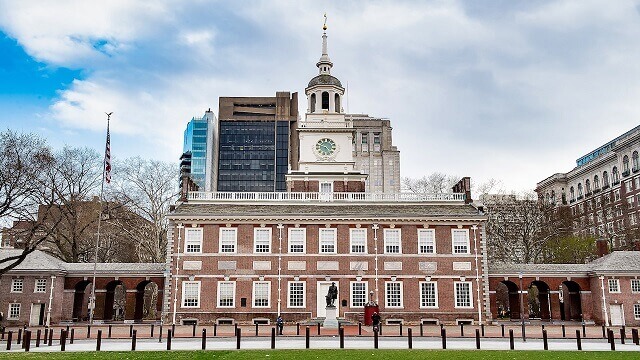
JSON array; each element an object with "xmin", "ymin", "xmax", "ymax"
[
  {"xmin": 182, "ymin": 109, "xmax": 216, "ymax": 190},
  {"xmin": 215, "ymin": 93, "xmax": 299, "ymax": 192}
]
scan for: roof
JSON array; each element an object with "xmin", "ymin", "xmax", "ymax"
[
  {"xmin": 307, "ymin": 74, "xmax": 342, "ymax": 88},
  {"xmin": 489, "ymin": 251, "xmax": 640, "ymax": 276},
  {"xmin": 0, "ymin": 249, "xmax": 66, "ymax": 272},
  {"xmin": 169, "ymin": 203, "xmax": 484, "ymax": 221},
  {"xmin": 63, "ymin": 262, "xmax": 165, "ymax": 274}
]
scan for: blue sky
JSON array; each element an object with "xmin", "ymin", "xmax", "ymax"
[{"xmin": 1, "ymin": 0, "xmax": 640, "ymax": 192}]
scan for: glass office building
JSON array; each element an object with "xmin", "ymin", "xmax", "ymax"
[
  {"xmin": 183, "ymin": 116, "xmax": 209, "ymax": 189},
  {"xmin": 217, "ymin": 121, "xmax": 289, "ymax": 192}
]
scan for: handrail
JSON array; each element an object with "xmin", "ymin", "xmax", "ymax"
[{"xmin": 186, "ymin": 191, "xmax": 465, "ymax": 203}]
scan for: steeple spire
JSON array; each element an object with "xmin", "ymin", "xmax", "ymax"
[{"xmin": 317, "ymin": 13, "xmax": 333, "ymax": 75}]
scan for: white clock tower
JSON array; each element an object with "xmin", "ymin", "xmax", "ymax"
[{"xmin": 287, "ymin": 20, "xmax": 367, "ymax": 193}]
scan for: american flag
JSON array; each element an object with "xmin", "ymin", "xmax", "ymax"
[{"xmin": 104, "ymin": 118, "xmax": 112, "ymax": 184}]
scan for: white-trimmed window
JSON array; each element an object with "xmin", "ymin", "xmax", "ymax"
[
  {"xmin": 182, "ymin": 281, "xmax": 201, "ymax": 308},
  {"xmin": 254, "ymin": 228, "xmax": 272, "ymax": 253},
  {"xmin": 350, "ymin": 228, "xmax": 367, "ymax": 254},
  {"xmin": 319, "ymin": 228, "xmax": 337, "ymax": 254},
  {"xmin": 384, "ymin": 229, "xmax": 401, "ymax": 254},
  {"xmin": 418, "ymin": 229, "xmax": 436, "ymax": 254},
  {"xmin": 219, "ymin": 228, "xmax": 237, "ymax": 253},
  {"xmin": 608, "ymin": 279, "xmax": 620, "ymax": 293},
  {"xmin": 11, "ymin": 279, "xmax": 23, "ymax": 293},
  {"xmin": 35, "ymin": 279, "xmax": 47, "ymax": 293},
  {"xmin": 253, "ymin": 281, "xmax": 270, "ymax": 308},
  {"xmin": 635, "ymin": 304, "xmax": 640, "ymax": 320},
  {"xmin": 8, "ymin": 303, "xmax": 20, "ymax": 320},
  {"xmin": 631, "ymin": 279, "xmax": 640, "ymax": 293},
  {"xmin": 288, "ymin": 228, "xmax": 306, "ymax": 253},
  {"xmin": 287, "ymin": 281, "xmax": 305, "ymax": 308},
  {"xmin": 385, "ymin": 281, "xmax": 403, "ymax": 308},
  {"xmin": 350, "ymin": 281, "xmax": 368, "ymax": 308},
  {"xmin": 217, "ymin": 281, "xmax": 236, "ymax": 307},
  {"xmin": 185, "ymin": 228, "xmax": 203, "ymax": 253},
  {"xmin": 452, "ymin": 229, "xmax": 470, "ymax": 254},
  {"xmin": 420, "ymin": 281, "xmax": 438, "ymax": 308},
  {"xmin": 454, "ymin": 281, "xmax": 472, "ymax": 308}
]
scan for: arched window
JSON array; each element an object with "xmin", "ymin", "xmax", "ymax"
[
  {"xmin": 570, "ymin": 187, "xmax": 575, "ymax": 201},
  {"xmin": 623, "ymin": 155, "xmax": 630, "ymax": 173},
  {"xmin": 334, "ymin": 94, "xmax": 341, "ymax": 113},
  {"xmin": 577, "ymin": 183, "xmax": 583, "ymax": 197},
  {"xmin": 594, "ymin": 175, "xmax": 599, "ymax": 190},
  {"xmin": 612, "ymin": 166, "xmax": 619, "ymax": 183},
  {"xmin": 603, "ymin": 171, "xmax": 609, "ymax": 187},
  {"xmin": 633, "ymin": 151, "xmax": 639, "ymax": 171},
  {"xmin": 310, "ymin": 93, "xmax": 316, "ymax": 113},
  {"xmin": 321, "ymin": 91, "xmax": 329, "ymax": 110},
  {"xmin": 585, "ymin": 179, "xmax": 591, "ymax": 194}
]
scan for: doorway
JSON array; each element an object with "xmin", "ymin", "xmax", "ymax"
[
  {"xmin": 610, "ymin": 304, "xmax": 624, "ymax": 326},
  {"xmin": 316, "ymin": 281, "xmax": 339, "ymax": 318},
  {"xmin": 30, "ymin": 303, "xmax": 45, "ymax": 326}
]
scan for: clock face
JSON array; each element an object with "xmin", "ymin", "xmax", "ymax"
[{"xmin": 315, "ymin": 138, "xmax": 337, "ymax": 156}]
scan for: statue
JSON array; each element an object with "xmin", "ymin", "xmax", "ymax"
[{"xmin": 325, "ymin": 282, "xmax": 337, "ymax": 307}]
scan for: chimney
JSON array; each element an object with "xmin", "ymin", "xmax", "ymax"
[
  {"xmin": 452, "ymin": 177, "xmax": 472, "ymax": 204},
  {"xmin": 596, "ymin": 239, "xmax": 609, "ymax": 258}
]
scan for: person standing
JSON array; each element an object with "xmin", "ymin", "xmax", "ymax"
[
  {"xmin": 371, "ymin": 312, "xmax": 381, "ymax": 331},
  {"xmin": 276, "ymin": 315, "xmax": 284, "ymax": 335}
]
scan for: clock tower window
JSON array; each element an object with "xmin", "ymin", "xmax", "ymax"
[
  {"xmin": 310, "ymin": 93, "xmax": 316, "ymax": 113},
  {"xmin": 335, "ymin": 94, "xmax": 341, "ymax": 113},
  {"xmin": 322, "ymin": 91, "xmax": 330, "ymax": 110}
]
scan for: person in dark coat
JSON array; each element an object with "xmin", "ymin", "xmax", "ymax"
[
  {"xmin": 371, "ymin": 311, "xmax": 381, "ymax": 330},
  {"xmin": 276, "ymin": 315, "xmax": 284, "ymax": 335}
]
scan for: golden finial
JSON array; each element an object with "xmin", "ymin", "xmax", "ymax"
[{"xmin": 323, "ymin": 13, "xmax": 327, "ymax": 31}]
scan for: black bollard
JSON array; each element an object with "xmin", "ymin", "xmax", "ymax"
[
  {"xmin": 236, "ymin": 328, "xmax": 241, "ymax": 349},
  {"xmin": 481, "ymin": 324, "xmax": 485, "ymax": 337},
  {"xmin": 543, "ymin": 329, "xmax": 548, "ymax": 350},
  {"xmin": 562, "ymin": 324, "xmax": 566, "ymax": 338},
  {"xmin": 305, "ymin": 326, "xmax": 310, "ymax": 349},
  {"xmin": 59, "ymin": 329, "xmax": 63, "ymax": 345},
  {"xmin": 87, "ymin": 325, "xmax": 91, "ymax": 338},
  {"xmin": 66, "ymin": 325, "xmax": 69, "ymax": 334},
  {"xmin": 441, "ymin": 328, "xmax": 447, "ymax": 349},
  {"xmin": 380, "ymin": 323, "xmax": 383, "ymax": 335},
  {"xmin": 70, "ymin": 328, "xmax": 75, "ymax": 344},
  {"xmin": 582, "ymin": 322, "xmax": 586, "ymax": 338},
  {"xmin": 24, "ymin": 330, "xmax": 31, "ymax": 352},
  {"xmin": 151, "ymin": 324, "xmax": 154, "ymax": 338},
  {"xmin": 108, "ymin": 325, "xmax": 112, "ymax": 338},
  {"xmin": 6, "ymin": 331, "xmax": 12, "ymax": 350},
  {"xmin": 61, "ymin": 330, "xmax": 67, "ymax": 352},
  {"xmin": 460, "ymin": 323, "xmax": 464, "ymax": 337},
  {"xmin": 632, "ymin": 328, "xmax": 639, "ymax": 345},
  {"xmin": 36, "ymin": 329, "xmax": 41, "ymax": 347},
  {"xmin": 213, "ymin": 323, "xmax": 217, "ymax": 337},
  {"xmin": 1, "ymin": 327, "xmax": 4, "ymax": 339},
  {"xmin": 374, "ymin": 327, "xmax": 379, "ymax": 349},
  {"xmin": 167, "ymin": 330, "xmax": 172, "ymax": 350},
  {"xmin": 97, "ymin": 330, "xmax": 102, "ymax": 351},
  {"xmin": 475, "ymin": 329, "xmax": 480, "ymax": 349},
  {"xmin": 130, "ymin": 324, "xmax": 134, "ymax": 338},
  {"xmin": 132, "ymin": 329, "xmax": 137, "ymax": 351},
  {"xmin": 620, "ymin": 328, "xmax": 626, "ymax": 345},
  {"xmin": 271, "ymin": 327, "xmax": 276, "ymax": 349},
  {"xmin": 501, "ymin": 324, "xmax": 505, "ymax": 337},
  {"xmin": 48, "ymin": 328, "xmax": 53, "ymax": 346},
  {"xmin": 192, "ymin": 323, "xmax": 196, "ymax": 337},
  {"xmin": 297, "ymin": 323, "xmax": 300, "ymax": 336},
  {"xmin": 408, "ymin": 328, "xmax": 413, "ymax": 349},
  {"xmin": 234, "ymin": 323, "xmax": 238, "ymax": 336},
  {"xmin": 602, "ymin": 325, "xmax": 606, "ymax": 338},
  {"xmin": 509, "ymin": 329, "xmax": 514, "ymax": 350},
  {"xmin": 339, "ymin": 327, "xmax": 344, "ymax": 349},
  {"xmin": 359, "ymin": 322, "xmax": 362, "ymax": 336},
  {"xmin": 159, "ymin": 325, "xmax": 163, "ymax": 343},
  {"xmin": 202, "ymin": 329, "xmax": 207, "ymax": 350},
  {"xmin": 420, "ymin": 323, "xmax": 424, "ymax": 337},
  {"xmin": 608, "ymin": 329, "xmax": 615, "ymax": 351},
  {"xmin": 400, "ymin": 323, "xmax": 403, "ymax": 336},
  {"xmin": 576, "ymin": 330, "xmax": 582, "ymax": 350},
  {"xmin": 43, "ymin": 328, "xmax": 48, "ymax": 343},
  {"xmin": 317, "ymin": 322, "xmax": 321, "ymax": 335},
  {"xmin": 171, "ymin": 324, "xmax": 175, "ymax": 335},
  {"xmin": 256, "ymin": 323, "xmax": 259, "ymax": 337},
  {"xmin": 17, "ymin": 328, "xmax": 22, "ymax": 344},
  {"xmin": 541, "ymin": 324, "xmax": 545, "ymax": 337}
]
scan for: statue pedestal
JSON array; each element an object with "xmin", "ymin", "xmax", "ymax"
[{"xmin": 323, "ymin": 306, "xmax": 339, "ymax": 328}]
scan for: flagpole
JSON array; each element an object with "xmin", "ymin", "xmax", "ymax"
[{"xmin": 89, "ymin": 112, "xmax": 112, "ymax": 325}]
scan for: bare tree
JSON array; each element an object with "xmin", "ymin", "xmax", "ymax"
[
  {"xmin": 0, "ymin": 131, "xmax": 58, "ymax": 275},
  {"xmin": 109, "ymin": 157, "xmax": 179, "ymax": 262},
  {"xmin": 402, "ymin": 172, "xmax": 460, "ymax": 193}
]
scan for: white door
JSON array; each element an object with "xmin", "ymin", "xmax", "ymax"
[
  {"xmin": 30, "ymin": 304, "xmax": 43, "ymax": 326},
  {"xmin": 316, "ymin": 281, "xmax": 339, "ymax": 318},
  {"xmin": 610, "ymin": 304, "xmax": 624, "ymax": 326},
  {"xmin": 319, "ymin": 182, "xmax": 333, "ymax": 201}
]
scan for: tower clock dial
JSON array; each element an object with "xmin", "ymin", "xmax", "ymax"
[{"xmin": 315, "ymin": 138, "xmax": 337, "ymax": 156}]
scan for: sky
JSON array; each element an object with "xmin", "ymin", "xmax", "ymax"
[{"xmin": 1, "ymin": 0, "xmax": 640, "ymax": 192}]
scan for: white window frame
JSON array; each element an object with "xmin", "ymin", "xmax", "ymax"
[
  {"xmin": 349, "ymin": 228, "xmax": 367, "ymax": 254},
  {"xmin": 253, "ymin": 228, "xmax": 272, "ymax": 253},
  {"xmin": 181, "ymin": 281, "xmax": 201, "ymax": 308},
  {"xmin": 11, "ymin": 279, "xmax": 23, "ymax": 293},
  {"xmin": 418, "ymin": 229, "xmax": 436, "ymax": 254},
  {"xmin": 385, "ymin": 281, "xmax": 403, "ymax": 308},
  {"xmin": 635, "ymin": 304, "xmax": 640, "ymax": 320},
  {"xmin": 419, "ymin": 281, "xmax": 438, "ymax": 308},
  {"xmin": 287, "ymin": 281, "xmax": 305, "ymax": 308},
  {"xmin": 631, "ymin": 279, "xmax": 640, "ymax": 293},
  {"xmin": 451, "ymin": 229, "xmax": 470, "ymax": 254},
  {"xmin": 252, "ymin": 281, "xmax": 271, "ymax": 308},
  {"xmin": 34, "ymin": 279, "xmax": 47, "ymax": 293},
  {"xmin": 184, "ymin": 228, "xmax": 203, "ymax": 254},
  {"xmin": 8, "ymin": 303, "xmax": 20, "ymax": 320},
  {"xmin": 217, "ymin": 281, "xmax": 236, "ymax": 308},
  {"xmin": 383, "ymin": 228, "xmax": 402, "ymax": 254},
  {"xmin": 608, "ymin": 279, "xmax": 620, "ymax": 293},
  {"xmin": 454, "ymin": 281, "xmax": 473, "ymax": 308},
  {"xmin": 288, "ymin": 228, "xmax": 306, "ymax": 254},
  {"xmin": 350, "ymin": 281, "xmax": 368, "ymax": 308},
  {"xmin": 319, "ymin": 228, "xmax": 337, "ymax": 254},
  {"xmin": 219, "ymin": 228, "xmax": 237, "ymax": 254}
]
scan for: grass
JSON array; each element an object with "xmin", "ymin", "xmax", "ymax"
[{"xmin": 0, "ymin": 350, "xmax": 635, "ymax": 360}]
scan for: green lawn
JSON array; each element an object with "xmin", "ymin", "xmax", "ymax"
[{"xmin": 0, "ymin": 350, "xmax": 635, "ymax": 360}]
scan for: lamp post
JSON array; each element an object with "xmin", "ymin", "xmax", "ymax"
[
  {"xmin": 372, "ymin": 223, "xmax": 379, "ymax": 304},
  {"xmin": 599, "ymin": 275, "xmax": 609, "ymax": 326},
  {"xmin": 519, "ymin": 272, "xmax": 526, "ymax": 341}
]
